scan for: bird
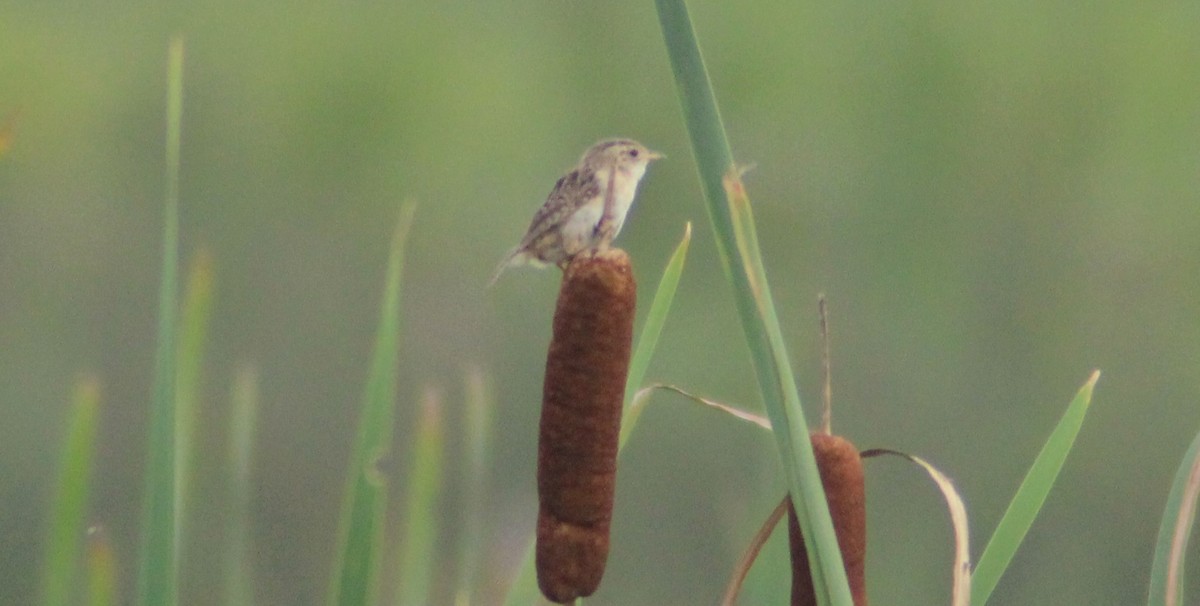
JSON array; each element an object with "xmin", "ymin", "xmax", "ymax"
[{"xmin": 489, "ymin": 138, "xmax": 662, "ymax": 286}]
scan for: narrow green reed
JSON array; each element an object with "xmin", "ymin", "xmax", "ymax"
[
  {"xmin": 87, "ymin": 528, "xmax": 117, "ymax": 606},
  {"xmin": 654, "ymin": 2, "xmax": 851, "ymax": 604},
  {"xmin": 327, "ymin": 203, "xmax": 416, "ymax": 606},
  {"xmin": 224, "ymin": 365, "xmax": 260, "ymax": 606},
  {"xmin": 972, "ymin": 371, "xmax": 1100, "ymax": 605},
  {"xmin": 175, "ymin": 249, "xmax": 215, "ymax": 569},
  {"xmin": 619, "ymin": 223, "xmax": 691, "ymax": 449},
  {"xmin": 41, "ymin": 377, "xmax": 102, "ymax": 606},
  {"xmin": 394, "ymin": 389, "xmax": 445, "ymax": 606},
  {"xmin": 137, "ymin": 35, "xmax": 184, "ymax": 606},
  {"xmin": 623, "ymin": 222, "xmax": 692, "ymax": 417},
  {"xmin": 455, "ymin": 367, "xmax": 495, "ymax": 604},
  {"xmin": 1148, "ymin": 425, "xmax": 1200, "ymax": 606}
]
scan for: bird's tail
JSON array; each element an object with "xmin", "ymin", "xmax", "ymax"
[{"xmin": 487, "ymin": 248, "xmax": 522, "ymax": 288}]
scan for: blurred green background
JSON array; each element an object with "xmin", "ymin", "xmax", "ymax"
[{"xmin": 3, "ymin": 1, "xmax": 1199, "ymax": 604}]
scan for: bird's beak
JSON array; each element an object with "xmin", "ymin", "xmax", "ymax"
[{"xmin": 647, "ymin": 150, "xmax": 665, "ymax": 161}]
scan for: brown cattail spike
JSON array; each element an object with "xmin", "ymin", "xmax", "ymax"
[
  {"xmin": 788, "ymin": 432, "xmax": 868, "ymax": 606},
  {"xmin": 536, "ymin": 249, "xmax": 636, "ymax": 603}
]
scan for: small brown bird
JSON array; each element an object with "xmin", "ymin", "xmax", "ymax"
[{"xmin": 489, "ymin": 138, "xmax": 662, "ymax": 285}]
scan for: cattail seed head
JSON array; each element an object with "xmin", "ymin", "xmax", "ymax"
[
  {"xmin": 535, "ymin": 249, "xmax": 636, "ymax": 603},
  {"xmin": 788, "ymin": 432, "xmax": 868, "ymax": 606}
]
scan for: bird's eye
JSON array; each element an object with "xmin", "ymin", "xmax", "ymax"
[{"xmin": 629, "ymin": 149, "xmax": 639, "ymax": 158}]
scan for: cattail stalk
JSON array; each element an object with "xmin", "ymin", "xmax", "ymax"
[
  {"xmin": 536, "ymin": 250, "xmax": 636, "ymax": 603},
  {"xmin": 788, "ymin": 432, "xmax": 868, "ymax": 606}
]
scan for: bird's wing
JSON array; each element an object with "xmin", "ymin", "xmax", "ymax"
[{"xmin": 518, "ymin": 168, "xmax": 599, "ymax": 249}]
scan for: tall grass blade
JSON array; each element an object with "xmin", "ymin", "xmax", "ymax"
[
  {"xmin": 86, "ymin": 527, "xmax": 117, "ymax": 606},
  {"xmin": 224, "ymin": 364, "xmax": 260, "ymax": 606},
  {"xmin": 971, "ymin": 371, "xmax": 1100, "ymax": 605},
  {"xmin": 41, "ymin": 376, "xmax": 102, "ymax": 606},
  {"xmin": 455, "ymin": 367, "xmax": 495, "ymax": 605},
  {"xmin": 618, "ymin": 223, "xmax": 692, "ymax": 448},
  {"xmin": 622, "ymin": 222, "xmax": 691, "ymax": 411},
  {"xmin": 395, "ymin": 388, "xmax": 446, "ymax": 606},
  {"xmin": 327, "ymin": 203, "xmax": 416, "ymax": 606},
  {"xmin": 1147, "ymin": 427, "xmax": 1200, "ymax": 606},
  {"xmin": 137, "ymin": 35, "xmax": 184, "ymax": 606},
  {"xmin": 175, "ymin": 248, "xmax": 214, "ymax": 569},
  {"xmin": 654, "ymin": 2, "xmax": 850, "ymax": 603}
]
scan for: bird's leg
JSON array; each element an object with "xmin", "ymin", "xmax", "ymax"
[{"xmin": 593, "ymin": 170, "xmax": 618, "ymax": 252}]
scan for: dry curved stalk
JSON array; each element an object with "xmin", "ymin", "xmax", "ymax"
[
  {"xmin": 721, "ymin": 497, "xmax": 790, "ymax": 606},
  {"xmin": 861, "ymin": 449, "xmax": 971, "ymax": 606}
]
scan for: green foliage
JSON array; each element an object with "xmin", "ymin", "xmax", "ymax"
[
  {"xmin": 175, "ymin": 249, "xmax": 215, "ymax": 525},
  {"xmin": 136, "ymin": 36, "xmax": 185, "ymax": 606},
  {"xmin": 41, "ymin": 377, "xmax": 101, "ymax": 606},
  {"xmin": 972, "ymin": 372, "xmax": 1100, "ymax": 605},
  {"xmin": 620, "ymin": 223, "xmax": 692, "ymax": 448},
  {"xmin": 10, "ymin": 3, "xmax": 1196, "ymax": 604},
  {"xmin": 86, "ymin": 529, "xmax": 117, "ymax": 606},
  {"xmin": 655, "ymin": 1, "xmax": 850, "ymax": 603},
  {"xmin": 326, "ymin": 204, "xmax": 416, "ymax": 606},
  {"xmin": 223, "ymin": 365, "xmax": 260, "ymax": 606},
  {"xmin": 455, "ymin": 368, "xmax": 495, "ymax": 604},
  {"xmin": 394, "ymin": 390, "xmax": 445, "ymax": 606}
]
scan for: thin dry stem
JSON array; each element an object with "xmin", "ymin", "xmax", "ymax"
[{"xmin": 721, "ymin": 497, "xmax": 790, "ymax": 606}]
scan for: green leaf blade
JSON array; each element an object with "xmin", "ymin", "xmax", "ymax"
[
  {"xmin": 972, "ymin": 371, "xmax": 1100, "ymax": 605},
  {"xmin": 619, "ymin": 222, "xmax": 692, "ymax": 448},
  {"xmin": 137, "ymin": 35, "xmax": 185, "ymax": 606},
  {"xmin": 224, "ymin": 365, "xmax": 260, "ymax": 606},
  {"xmin": 654, "ymin": 2, "xmax": 851, "ymax": 604},
  {"xmin": 327, "ymin": 204, "xmax": 416, "ymax": 606},
  {"xmin": 455, "ymin": 368, "xmax": 495, "ymax": 604},
  {"xmin": 87, "ymin": 527, "xmax": 118, "ymax": 606},
  {"xmin": 175, "ymin": 248, "xmax": 215, "ymax": 575},
  {"xmin": 42, "ymin": 377, "xmax": 102, "ymax": 606},
  {"xmin": 394, "ymin": 388, "xmax": 445, "ymax": 606}
]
